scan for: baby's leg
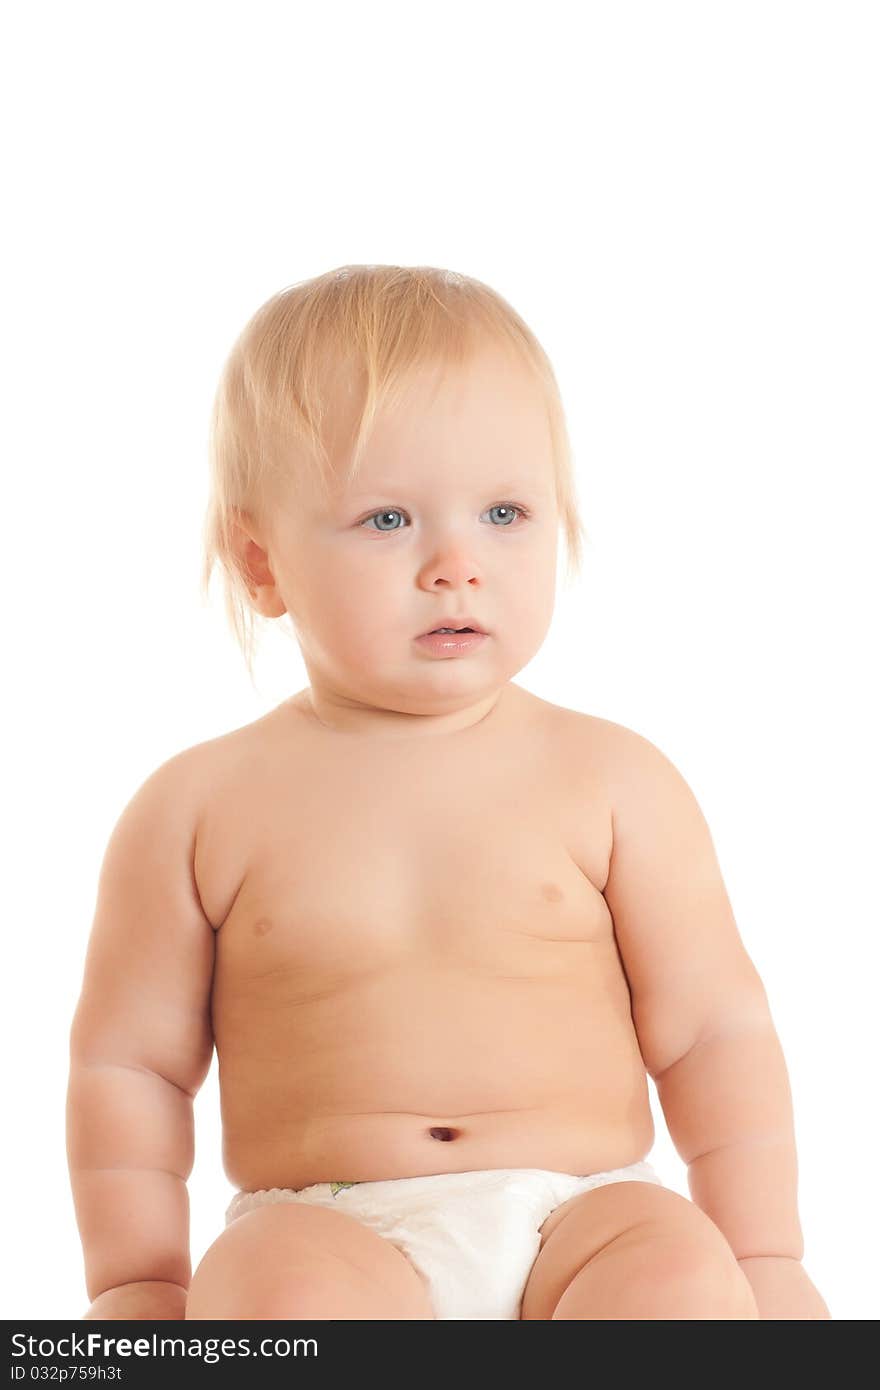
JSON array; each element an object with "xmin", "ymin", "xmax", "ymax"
[
  {"xmin": 186, "ymin": 1202, "xmax": 434, "ymax": 1319},
  {"xmin": 523, "ymin": 1180, "xmax": 758, "ymax": 1320}
]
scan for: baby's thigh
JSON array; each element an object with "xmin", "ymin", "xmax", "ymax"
[
  {"xmin": 186, "ymin": 1202, "xmax": 434, "ymax": 1320},
  {"xmin": 523, "ymin": 1180, "xmax": 754, "ymax": 1320}
]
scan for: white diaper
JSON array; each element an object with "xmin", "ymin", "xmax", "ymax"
[{"xmin": 224, "ymin": 1159, "xmax": 664, "ymax": 1319}]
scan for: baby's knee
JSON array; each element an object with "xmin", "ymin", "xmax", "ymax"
[
  {"xmin": 185, "ymin": 1202, "xmax": 432, "ymax": 1320},
  {"xmin": 634, "ymin": 1230, "xmax": 759, "ymax": 1319},
  {"xmin": 186, "ymin": 1254, "xmax": 353, "ymax": 1321},
  {"xmin": 186, "ymin": 1207, "xmax": 291, "ymax": 1318}
]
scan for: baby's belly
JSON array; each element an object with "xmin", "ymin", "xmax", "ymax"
[{"xmin": 214, "ymin": 959, "xmax": 656, "ymax": 1191}]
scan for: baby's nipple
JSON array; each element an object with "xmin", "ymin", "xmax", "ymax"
[{"xmin": 427, "ymin": 1126, "xmax": 459, "ymax": 1142}]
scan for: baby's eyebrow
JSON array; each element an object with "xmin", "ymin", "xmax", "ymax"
[{"xmin": 343, "ymin": 481, "xmax": 543, "ymax": 500}]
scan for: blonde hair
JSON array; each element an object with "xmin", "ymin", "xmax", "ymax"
[{"xmin": 200, "ymin": 264, "xmax": 587, "ymax": 681}]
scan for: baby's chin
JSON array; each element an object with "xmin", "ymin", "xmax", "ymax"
[{"xmin": 335, "ymin": 670, "xmax": 509, "ymax": 722}]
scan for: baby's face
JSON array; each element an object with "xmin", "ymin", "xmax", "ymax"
[{"xmin": 255, "ymin": 342, "xmax": 560, "ymax": 721}]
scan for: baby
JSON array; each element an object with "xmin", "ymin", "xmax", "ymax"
[{"xmin": 66, "ymin": 265, "xmax": 829, "ymax": 1321}]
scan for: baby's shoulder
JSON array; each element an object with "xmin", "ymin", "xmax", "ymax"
[
  {"xmin": 535, "ymin": 698, "xmax": 683, "ymax": 788},
  {"xmin": 143, "ymin": 708, "xmax": 279, "ymax": 812},
  {"xmin": 531, "ymin": 695, "xmax": 647, "ymax": 754}
]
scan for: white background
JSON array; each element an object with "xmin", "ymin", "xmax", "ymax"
[{"xmin": 2, "ymin": 1, "xmax": 877, "ymax": 1321}]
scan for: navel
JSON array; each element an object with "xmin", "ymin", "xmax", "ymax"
[{"xmin": 427, "ymin": 1126, "xmax": 459, "ymax": 1142}]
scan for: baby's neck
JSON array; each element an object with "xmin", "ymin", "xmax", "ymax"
[{"xmin": 291, "ymin": 682, "xmax": 511, "ymax": 740}]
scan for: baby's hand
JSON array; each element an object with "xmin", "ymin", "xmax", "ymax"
[
  {"xmin": 83, "ymin": 1280, "xmax": 188, "ymax": 1321},
  {"xmin": 737, "ymin": 1257, "xmax": 830, "ymax": 1320}
]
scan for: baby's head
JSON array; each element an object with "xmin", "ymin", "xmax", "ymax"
[{"xmin": 201, "ymin": 264, "xmax": 586, "ymax": 726}]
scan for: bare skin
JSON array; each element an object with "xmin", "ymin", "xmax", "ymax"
[
  {"xmin": 183, "ymin": 685, "xmax": 756, "ymax": 1319},
  {"xmin": 68, "ymin": 342, "xmax": 827, "ymax": 1318},
  {"xmin": 201, "ymin": 682, "xmax": 654, "ymax": 1194}
]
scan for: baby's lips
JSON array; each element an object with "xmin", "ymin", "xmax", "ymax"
[{"xmin": 416, "ymin": 615, "xmax": 488, "ymax": 637}]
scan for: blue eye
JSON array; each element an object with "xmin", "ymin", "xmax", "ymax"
[
  {"xmin": 485, "ymin": 504, "xmax": 521, "ymax": 526},
  {"xmin": 363, "ymin": 509, "xmax": 407, "ymax": 532},
  {"xmin": 360, "ymin": 503, "xmax": 527, "ymax": 532}
]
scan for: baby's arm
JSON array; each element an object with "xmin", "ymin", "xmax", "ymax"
[
  {"xmin": 596, "ymin": 723, "xmax": 829, "ymax": 1318},
  {"xmin": 66, "ymin": 752, "xmax": 215, "ymax": 1320}
]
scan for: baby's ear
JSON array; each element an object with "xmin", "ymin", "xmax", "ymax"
[{"xmin": 228, "ymin": 508, "xmax": 287, "ymax": 618}]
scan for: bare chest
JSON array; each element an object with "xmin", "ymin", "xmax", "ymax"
[
  {"xmin": 195, "ymin": 705, "xmax": 615, "ymax": 978},
  {"xmin": 188, "ymin": 699, "xmax": 657, "ymax": 1186}
]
